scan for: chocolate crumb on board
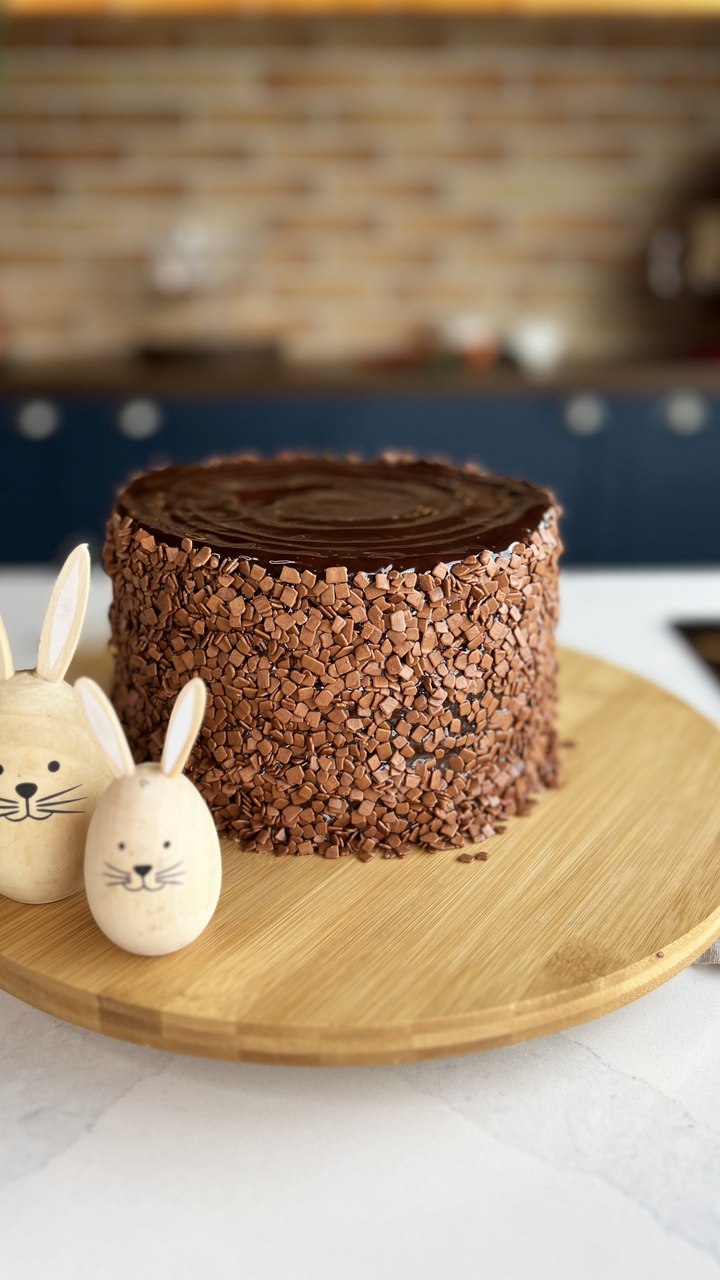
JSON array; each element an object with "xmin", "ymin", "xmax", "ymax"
[
  {"xmin": 457, "ymin": 853, "xmax": 475, "ymax": 864},
  {"xmin": 475, "ymin": 851, "xmax": 489, "ymax": 861},
  {"xmin": 105, "ymin": 454, "xmax": 561, "ymax": 860}
]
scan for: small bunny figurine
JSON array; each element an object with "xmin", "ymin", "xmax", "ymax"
[
  {"xmin": 0, "ymin": 545, "xmax": 113, "ymax": 904},
  {"xmin": 75, "ymin": 676, "xmax": 222, "ymax": 956}
]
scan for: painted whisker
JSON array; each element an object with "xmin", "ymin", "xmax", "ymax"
[
  {"xmin": 37, "ymin": 795, "xmax": 88, "ymax": 807},
  {"xmin": 37, "ymin": 784, "xmax": 83, "ymax": 804},
  {"xmin": 36, "ymin": 809, "xmax": 85, "ymax": 817}
]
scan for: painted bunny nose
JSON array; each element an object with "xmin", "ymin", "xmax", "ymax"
[
  {"xmin": 15, "ymin": 782, "xmax": 38, "ymax": 800},
  {"xmin": 134, "ymin": 864, "xmax": 152, "ymax": 878}
]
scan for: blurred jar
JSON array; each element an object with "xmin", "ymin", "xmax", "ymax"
[{"xmin": 505, "ymin": 316, "xmax": 566, "ymax": 375}]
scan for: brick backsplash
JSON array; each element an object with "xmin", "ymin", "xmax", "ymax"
[{"xmin": 1, "ymin": 16, "xmax": 719, "ymax": 364}]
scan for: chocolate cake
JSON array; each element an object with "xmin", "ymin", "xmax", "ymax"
[{"xmin": 104, "ymin": 455, "xmax": 561, "ymax": 858}]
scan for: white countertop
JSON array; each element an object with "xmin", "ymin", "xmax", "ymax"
[{"xmin": 0, "ymin": 567, "xmax": 718, "ymax": 1280}]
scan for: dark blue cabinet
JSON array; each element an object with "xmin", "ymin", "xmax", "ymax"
[
  {"xmin": 1, "ymin": 388, "xmax": 718, "ymax": 565},
  {"xmin": 603, "ymin": 401, "xmax": 720, "ymax": 563}
]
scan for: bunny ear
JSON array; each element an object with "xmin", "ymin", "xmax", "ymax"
[
  {"xmin": 36, "ymin": 544, "xmax": 90, "ymax": 683},
  {"xmin": 75, "ymin": 677, "xmax": 136, "ymax": 778},
  {"xmin": 161, "ymin": 678, "xmax": 207, "ymax": 778},
  {"xmin": 0, "ymin": 614, "xmax": 14, "ymax": 682}
]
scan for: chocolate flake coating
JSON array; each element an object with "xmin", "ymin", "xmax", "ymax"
[{"xmin": 105, "ymin": 454, "xmax": 562, "ymax": 858}]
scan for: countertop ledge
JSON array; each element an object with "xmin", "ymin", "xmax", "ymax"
[{"xmin": 3, "ymin": 357, "xmax": 720, "ymax": 399}]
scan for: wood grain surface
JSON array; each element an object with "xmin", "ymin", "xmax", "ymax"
[{"xmin": 0, "ymin": 647, "xmax": 718, "ymax": 1066}]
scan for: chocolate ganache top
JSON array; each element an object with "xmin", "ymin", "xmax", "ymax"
[{"xmin": 117, "ymin": 456, "xmax": 553, "ymax": 574}]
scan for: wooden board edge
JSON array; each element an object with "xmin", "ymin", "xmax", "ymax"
[{"xmin": 1, "ymin": 899, "xmax": 717, "ymax": 1066}]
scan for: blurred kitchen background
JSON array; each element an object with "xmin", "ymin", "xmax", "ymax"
[{"xmin": 1, "ymin": 9, "xmax": 719, "ymax": 567}]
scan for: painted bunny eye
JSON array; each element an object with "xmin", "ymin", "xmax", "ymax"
[
  {"xmin": 48, "ymin": 760, "xmax": 60, "ymax": 772},
  {"xmin": 0, "ymin": 765, "xmax": 3, "ymax": 775},
  {"xmin": 118, "ymin": 842, "xmax": 126, "ymax": 850},
  {"xmin": 163, "ymin": 840, "xmax": 171, "ymax": 848}
]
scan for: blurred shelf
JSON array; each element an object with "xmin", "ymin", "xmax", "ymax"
[
  {"xmin": 3, "ymin": 357, "xmax": 720, "ymax": 399},
  {"xmin": 7, "ymin": 1, "xmax": 720, "ymax": 15}
]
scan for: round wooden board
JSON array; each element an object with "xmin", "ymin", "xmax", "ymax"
[{"xmin": 0, "ymin": 648, "xmax": 718, "ymax": 1066}]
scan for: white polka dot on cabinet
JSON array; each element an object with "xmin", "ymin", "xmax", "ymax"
[
  {"xmin": 664, "ymin": 393, "xmax": 708, "ymax": 437},
  {"xmin": 117, "ymin": 399, "xmax": 163, "ymax": 441},
  {"xmin": 16, "ymin": 400, "xmax": 60, "ymax": 441},
  {"xmin": 564, "ymin": 394, "xmax": 607, "ymax": 438}
]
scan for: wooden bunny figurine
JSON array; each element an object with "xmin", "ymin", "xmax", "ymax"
[
  {"xmin": 0, "ymin": 545, "xmax": 113, "ymax": 903},
  {"xmin": 75, "ymin": 676, "xmax": 222, "ymax": 956}
]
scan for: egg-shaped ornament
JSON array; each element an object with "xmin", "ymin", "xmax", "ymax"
[
  {"xmin": 75, "ymin": 676, "xmax": 222, "ymax": 957},
  {"xmin": 0, "ymin": 546, "xmax": 113, "ymax": 903}
]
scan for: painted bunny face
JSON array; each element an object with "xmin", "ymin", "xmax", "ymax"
[
  {"xmin": 76, "ymin": 677, "xmax": 222, "ymax": 957},
  {"xmin": 99, "ymin": 771, "xmax": 189, "ymax": 894},
  {"xmin": 0, "ymin": 549, "xmax": 113, "ymax": 904}
]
